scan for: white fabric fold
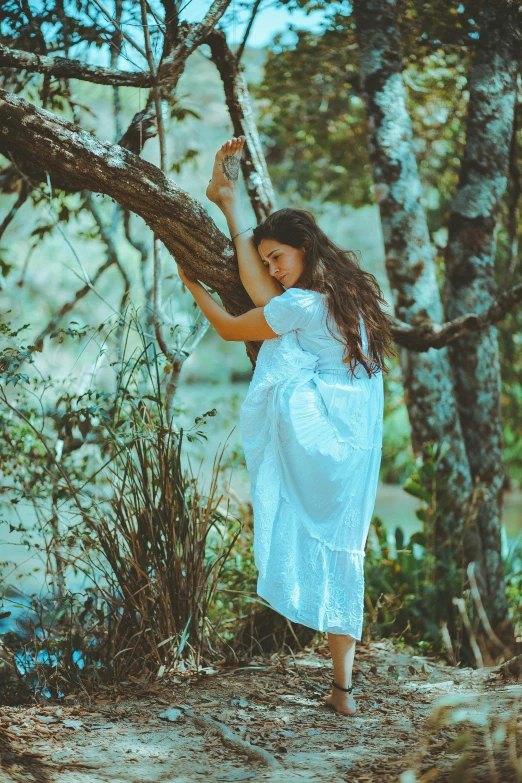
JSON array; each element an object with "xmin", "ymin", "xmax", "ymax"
[{"xmin": 239, "ymin": 295, "xmax": 383, "ymax": 638}]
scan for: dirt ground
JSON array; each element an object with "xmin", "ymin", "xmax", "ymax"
[{"xmin": 1, "ymin": 637, "xmax": 521, "ymax": 783}]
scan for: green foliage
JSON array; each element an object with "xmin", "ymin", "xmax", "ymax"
[
  {"xmin": 365, "ymin": 440, "xmax": 521, "ymax": 662},
  {"xmin": 207, "ymin": 501, "xmax": 260, "ymax": 643},
  {"xmin": 0, "ymin": 316, "xmax": 33, "ymax": 386},
  {"xmin": 254, "ymin": 19, "xmax": 370, "ymax": 206},
  {"xmin": 255, "ymin": 6, "xmax": 470, "ymax": 223},
  {"xmin": 504, "ymin": 533, "xmax": 522, "ymax": 639},
  {"xmin": 3, "ymin": 588, "xmax": 113, "ymax": 699},
  {"xmin": 364, "ymin": 443, "xmax": 467, "ymax": 659},
  {"xmin": 0, "ymin": 314, "xmax": 246, "ymax": 693},
  {"xmin": 380, "ymin": 356, "xmax": 416, "ymax": 484}
]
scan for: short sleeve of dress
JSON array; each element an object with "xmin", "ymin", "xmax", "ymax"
[{"xmin": 263, "ymin": 288, "xmax": 318, "ymax": 335}]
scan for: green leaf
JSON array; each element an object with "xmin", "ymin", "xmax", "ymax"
[
  {"xmin": 403, "ymin": 480, "xmax": 431, "ymax": 502},
  {"xmin": 415, "ymin": 508, "xmax": 428, "ymax": 523},
  {"xmin": 409, "ymin": 532, "xmax": 427, "ymax": 547}
]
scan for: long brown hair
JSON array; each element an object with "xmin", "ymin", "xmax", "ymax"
[{"xmin": 252, "ymin": 208, "xmax": 397, "ymax": 377}]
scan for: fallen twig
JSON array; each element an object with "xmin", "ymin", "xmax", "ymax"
[{"xmin": 180, "ymin": 706, "xmax": 282, "ymax": 769}]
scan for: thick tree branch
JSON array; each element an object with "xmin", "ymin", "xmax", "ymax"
[
  {"xmin": 0, "ymin": 91, "xmax": 522, "ymax": 352},
  {"xmin": 0, "ymin": 44, "xmax": 153, "ymax": 87},
  {"xmin": 206, "ymin": 29, "xmax": 275, "ymax": 221},
  {"xmin": 0, "ymin": 91, "xmax": 232, "ymax": 287},
  {"xmin": 391, "ymin": 282, "xmax": 522, "ymax": 350},
  {"xmin": 0, "ymin": 88, "xmax": 262, "ymax": 362},
  {"xmin": 158, "ymin": 0, "xmax": 233, "ymax": 94},
  {"xmin": 188, "ymin": 0, "xmax": 232, "ymax": 46},
  {"xmin": 2, "ymin": 88, "xmax": 518, "ymax": 356}
]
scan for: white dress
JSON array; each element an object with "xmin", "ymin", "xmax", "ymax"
[{"xmin": 239, "ymin": 287, "xmax": 384, "ymax": 639}]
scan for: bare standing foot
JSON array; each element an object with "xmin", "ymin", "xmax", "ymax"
[
  {"xmin": 206, "ymin": 136, "xmax": 246, "ymax": 207},
  {"xmin": 324, "ymin": 687, "xmax": 357, "ymax": 716}
]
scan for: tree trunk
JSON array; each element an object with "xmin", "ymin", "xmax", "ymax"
[
  {"xmin": 352, "ymin": 0, "xmax": 519, "ymax": 656},
  {"xmin": 352, "ymin": 0, "xmax": 482, "ymax": 575},
  {"xmin": 444, "ymin": 3, "xmax": 519, "ymax": 638}
]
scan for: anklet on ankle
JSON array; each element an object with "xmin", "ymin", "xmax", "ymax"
[{"xmin": 333, "ymin": 681, "xmax": 353, "ymax": 694}]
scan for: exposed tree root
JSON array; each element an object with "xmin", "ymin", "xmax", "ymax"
[{"xmin": 180, "ymin": 706, "xmax": 282, "ymax": 769}]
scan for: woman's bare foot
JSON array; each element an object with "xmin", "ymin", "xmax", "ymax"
[
  {"xmin": 206, "ymin": 136, "xmax": 246, "ymax": 207},
  {"xmin": 324, "ymin": 687, "xmax": 357, "ymax": 716}
]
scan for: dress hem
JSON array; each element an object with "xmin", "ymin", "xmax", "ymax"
[{"xmin": 256, "ymin": 582, "xmax": 363, "ymax": 641}]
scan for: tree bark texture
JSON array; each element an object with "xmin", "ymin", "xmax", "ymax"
[
  {"xmin": 352, "ymin": 0, "xmax": 482, "ymax": 572},
  {"xmin": 444, "ymin": 4, "xmax": 520, "ymax": 631},
  {"xmin": 0, "ymin": 44, "xmax": 154, "ymax": 87}
]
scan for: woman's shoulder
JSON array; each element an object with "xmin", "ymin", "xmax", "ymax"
[
  {"xmin": 275, "ymin": 288, "xmax": 324, "ymax": 318},
  {"xmin": 279, "ymin": 287, "xmax": 324, "ymax": 303},
  {"xmin": 263, "ymin": 287, "xmax": 323, "ymax": 334}
]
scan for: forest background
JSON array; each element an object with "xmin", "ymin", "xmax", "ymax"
[{"xmin": 0, "ymin": 0, "xmax": 521, "ymax": 703}]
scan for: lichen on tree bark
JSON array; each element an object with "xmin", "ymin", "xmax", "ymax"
[
  {"xmin": 352, "ymin": 0, "xmax": 520, "ymax": 650},
  {"xmin": 352, "ymin": 0, "xmax": 480, "ymax": 564},
  {"xmin": 444, "ymin": 5, "xmax": 520, "ymax": 631}
]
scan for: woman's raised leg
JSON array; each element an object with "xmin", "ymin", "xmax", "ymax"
[
  {"xmin": 324, "ymin": 632, "xmax": 357, "ymax": 715},
  {"xmin": 206, "ymin": 136, "xmax": 282, "ymax": 306}
]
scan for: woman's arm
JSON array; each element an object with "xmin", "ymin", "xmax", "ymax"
[
  {"xmin": 178, "ymin": 267, "xmax": 279, "ymax": 342},
  {"xmin": 208, "ymin": 137, "xmax": 283, "ymax": 306},
  {"xmin": 223, "ymin": 197, "xmax": 284, "ymax": 306}
]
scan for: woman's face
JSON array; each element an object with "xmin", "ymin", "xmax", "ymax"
[{"xmin": 258, "ymin": 238, "xmax": 306, "ymax": 289}]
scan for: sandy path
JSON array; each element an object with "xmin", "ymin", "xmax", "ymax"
[{"xmin": 1, "ymin": 638, "xmax": 520, "ymax": 783}]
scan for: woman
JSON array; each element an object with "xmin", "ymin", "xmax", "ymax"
[{"xmin": 176, "ymin": 136, "xmax": 395, "ymax": 716}]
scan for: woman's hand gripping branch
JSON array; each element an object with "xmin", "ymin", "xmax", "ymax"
[{"xmin": 175, "ymin": 260, "xmax": 279, "ymax": 343}]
